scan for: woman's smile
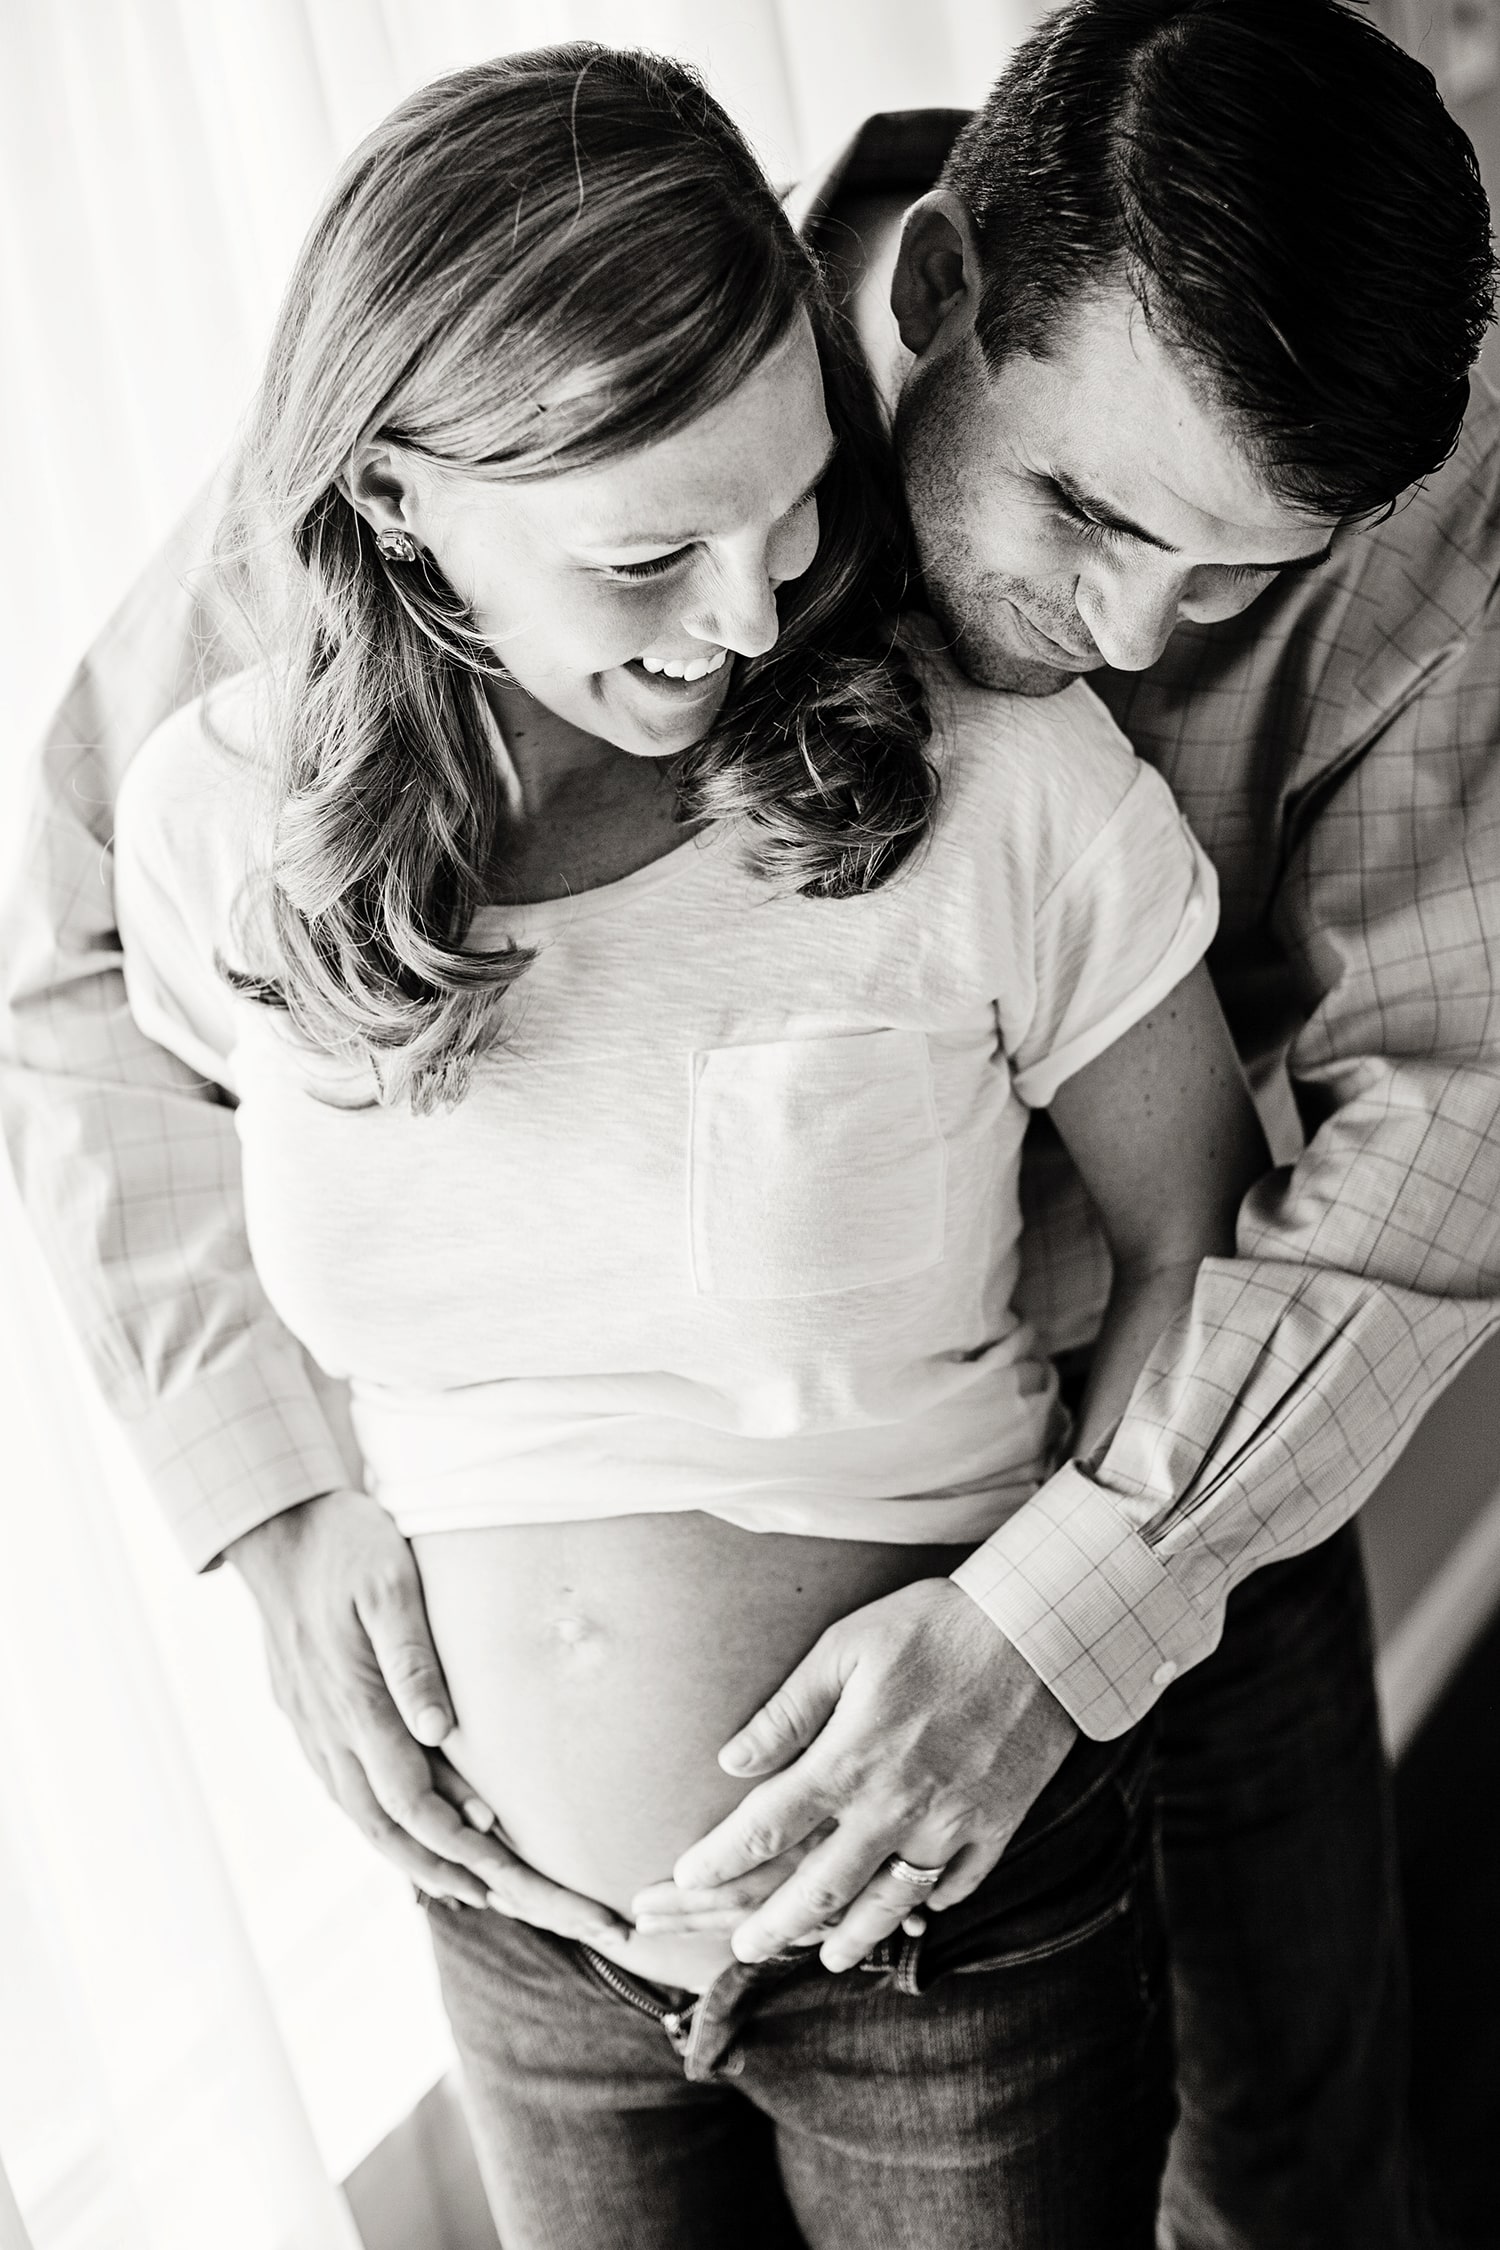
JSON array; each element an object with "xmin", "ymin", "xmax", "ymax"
[
  {"xmin": 621, "ymin": 647, "xmax": 734, "ymax": 705},
  {"xmin": 638, "ymin": 646, "xmax": 730, "ymax": 682}
]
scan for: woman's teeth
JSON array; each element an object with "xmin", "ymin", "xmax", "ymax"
[{"xmin": 638, "ymin": 648, "xmax": 728, "ymax": 682}]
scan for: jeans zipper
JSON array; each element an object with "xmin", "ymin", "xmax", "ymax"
[{"xmin": 578, "ymin": 1944, "xmax": 698, "ymax": 2058}]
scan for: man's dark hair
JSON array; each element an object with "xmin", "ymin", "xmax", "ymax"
[{"xmin": 941, "ymin": 0, "xmax": 1496, "ymax": 518}]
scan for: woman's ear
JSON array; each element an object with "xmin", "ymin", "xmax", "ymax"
[
  {"xmin": 341, "ymin": 437, "xmax": 424, "ymax": 542},
  {"xmin": 890, "ymin": 191, "xmax": 985, "ymax": 358}
]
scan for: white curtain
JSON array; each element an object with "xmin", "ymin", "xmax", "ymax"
[
  {"xmin": 0, "ymin": 6, "xmax": 1045, "ymax": 2246},
  {"xmin": 1380, "ymin": 0, "xmax": 1500, "ymax": 103}
]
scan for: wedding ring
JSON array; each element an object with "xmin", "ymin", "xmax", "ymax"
[{"xmin": 886, "ymin": 1855, "xmax": 946, "ymax": 1888}]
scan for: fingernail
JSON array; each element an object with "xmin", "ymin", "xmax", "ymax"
[
  {"xmin": 413, "ymin": 1704, "xmax": 451, "ymax": 1746},
  {"xmin": 718, "ymin": 1740, "xmax": 754, "ymax": 1774},
  {"xmin": 731, "ymin": 1932, "xmax": 772, "ymax": 1964},
  {"xmin": 484, "ymin": 1891, "xmax": 514, "ymax": 1916},
  {"xmin": 901, "ymin": 1911, "xmax": 927, "ymax": 1937},
  {"xmin": 462, "ymin": 1797, "xmax": 494, "ymax": 1832}
]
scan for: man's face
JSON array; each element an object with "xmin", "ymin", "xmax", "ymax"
[{"xmin": 894, "ymin": 278, "xmax": 1340, "ymax": 695}]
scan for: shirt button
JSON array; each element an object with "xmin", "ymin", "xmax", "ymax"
[{"xmin": 1152, "ymin": 1660, "xmax": 1179, "ymax": 1687}]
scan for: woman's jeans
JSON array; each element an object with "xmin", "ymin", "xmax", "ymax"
[{"xmin": 423, "ymin": 1725, "xmax": 1172, "ymax": 2250}]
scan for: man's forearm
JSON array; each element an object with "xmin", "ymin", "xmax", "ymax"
[
  {"xmin": 954, "ymin": 1255, "xmax": 1499, "ymax": 1738},
  {"xmin": 1, "ymin": 1055, "xmax": 353, "ymax": 1570},
  {"xmin": 0, "ymin": 458, "xmax": 342, "ymax": 1567}
]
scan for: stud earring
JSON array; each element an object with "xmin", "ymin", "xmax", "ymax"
[{"xmin": 375, "ymin": 527, "xmax": 419, "ymax": 562}]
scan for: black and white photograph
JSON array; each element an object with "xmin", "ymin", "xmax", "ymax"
[{"xmin": 1, "ymin": 3, "xmax": 1498, "ymax": 2245}]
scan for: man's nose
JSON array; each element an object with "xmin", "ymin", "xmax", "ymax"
[{"xmin": 1078, "ymin": 568, "xmax": 1184, "ymax": 673}]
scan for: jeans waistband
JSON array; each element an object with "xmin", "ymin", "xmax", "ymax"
[{"xmin": 573, "ymin": 1718, "xmax": 1153, "ymax": 2036}]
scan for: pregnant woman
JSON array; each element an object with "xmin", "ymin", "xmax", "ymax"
[{"xmin": 114, "ymin": 48, "xmax": 1267, "ymax": 2250}]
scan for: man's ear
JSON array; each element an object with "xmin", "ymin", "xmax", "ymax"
[
  {"xmin": 890, "ymin": 190, "xmax": 985, "ymax": 358},
  {"xmin": 341, "ymin": 437, "xmax": 424, "ymax": 542}
]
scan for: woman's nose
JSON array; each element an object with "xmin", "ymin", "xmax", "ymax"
[{"xmin": 692, "ymin": 557, "xmax": 781, "ymax": 661}]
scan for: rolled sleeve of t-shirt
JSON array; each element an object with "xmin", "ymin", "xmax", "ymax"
[
  {"xmin": 1009, "ymin": 762, "xmax": 1219, "ymax": 1110},
  {"xmin": 112, "ymin": 687, "xmax": 265, "ymax": 1097}
]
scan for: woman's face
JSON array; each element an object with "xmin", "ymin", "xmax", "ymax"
[{"xmin": 382, "ymin": 313, "xmax": 835, "ymax": 759}]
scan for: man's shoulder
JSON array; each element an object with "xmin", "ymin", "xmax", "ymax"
[{"xmin": 1349, "ymin": 369, "xmax": 1500, "ymax": 616}]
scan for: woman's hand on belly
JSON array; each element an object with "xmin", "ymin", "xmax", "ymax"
[
  {"xmin": 413, "ymin": 1511, "xmax": 974, "ymax": 1987},
  {"xmin": 630, "ymin": 1833, "xmax": 825, "ymax": 1939},
  {"xmin": 225, "ymin": 1486, "xmax": 629, "ymax": 1941}
]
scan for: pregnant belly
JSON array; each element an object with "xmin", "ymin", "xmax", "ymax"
[{"xmin": 414, "ymin": 1511, "xmax": 973, "ymax": 1991}]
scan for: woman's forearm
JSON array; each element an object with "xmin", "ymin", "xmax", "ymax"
[{"xmin": 1070, "ymin": 1254, "xmax": 1203, "ymax": 1462}]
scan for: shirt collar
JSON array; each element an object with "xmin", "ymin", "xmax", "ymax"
[
  {"xmin": 1340, "ymin": 370, "xmax": 1500, "ymax": 728},
  {"xmin": 785, "ymin": 109, "xmax": 971, "ymax": 244}
]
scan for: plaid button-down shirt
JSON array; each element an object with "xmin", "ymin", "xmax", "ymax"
[{"xmin": 3, "ymin": 115, "xmax": 1497, "ymax": 1737}]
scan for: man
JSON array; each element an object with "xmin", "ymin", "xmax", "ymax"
[{"xmin": 2, "ymin": 2, "xmax": 1495, "ymax": 2243}]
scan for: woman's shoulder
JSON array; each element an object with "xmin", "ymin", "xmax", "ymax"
[
  {"xmin": 116, "ymin": 670, "xmax": 275, "ymax": 884},
  {"xmin": 114, "ymin": 670, "xmax": 278, "ymax": 979},
  {"xmin": 120, "ymin": 667, "xmax": 273, "ymax": 814},
  {"xmin": 901, "ymin": 615, "xmax": 1144, "ymax": 876}
]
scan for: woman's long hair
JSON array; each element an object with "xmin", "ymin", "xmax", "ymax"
[{"xmin": 224, "ymin": 45, "xmax": 934, "ymax": 1112}]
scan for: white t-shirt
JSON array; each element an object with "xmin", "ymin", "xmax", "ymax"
[{"xmin": 114, "ymin": 628, "xmax": 1217, "ymax": 1545}]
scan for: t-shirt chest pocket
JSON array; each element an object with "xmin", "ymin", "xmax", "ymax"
[{"xmin": 688, "ymin": 1029, "xmax": 948, "ymax": 1301}]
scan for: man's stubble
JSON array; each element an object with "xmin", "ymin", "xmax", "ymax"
[{"xmin": 893, "ymin": 345, "xmax": 1079, "ymax": 700}]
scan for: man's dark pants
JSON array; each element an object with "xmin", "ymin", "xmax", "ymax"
[{"xmin": 1156, "ymin": 1524, "xmax": 1428, "ymax": 2250}]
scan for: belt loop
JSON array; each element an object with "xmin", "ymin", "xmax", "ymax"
[{"xmin": 894, "ymin": 1925, "xmax": 926, "ymax": 1995}]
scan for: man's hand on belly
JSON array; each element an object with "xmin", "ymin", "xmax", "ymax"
[
  {"xmin": 641, "ymin": 1577, "xmax": 1076, "ymax": 1970},
  {"xmin": 226, "ymin": 1489, "xmax": 625, "ymax": 1941}
]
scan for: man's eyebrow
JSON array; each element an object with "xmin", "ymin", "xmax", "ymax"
[
  {"xmin": 1052, "ymin": 470, "xmax": 1178, "ymax": 553},
  {"xmin": 1272, "ymin": 540, "xmax": 1337, "ymax": 574},
  {"xmin": 1051, "ymin": 470, "xmax": 1335, "ymax": 574},
  {"xmin": 585, "ymin": 435, "xmax": 840, "ymax": 549}
]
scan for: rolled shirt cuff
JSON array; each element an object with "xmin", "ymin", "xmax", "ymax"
[
  {"xmin": 950, "ymin": 1460, "xmax": 1219, "ymax": 1738},
  {"xmin": 125, "ymin": 1351, "xmax": 359, "ymax": 1572}
]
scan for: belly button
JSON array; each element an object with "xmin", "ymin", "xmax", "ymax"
[{"xmin": 552, "ymin": 1613, "xmax": 602, "ymax": 1654}]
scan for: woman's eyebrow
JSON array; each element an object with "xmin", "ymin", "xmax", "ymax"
[
  {"xmin": 587, "ymin": 435, "xmax": 841, "ymax": 549},
  {"xmin": 786, "ymin": 435, "xmax": 841, "ymax": 515}
]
